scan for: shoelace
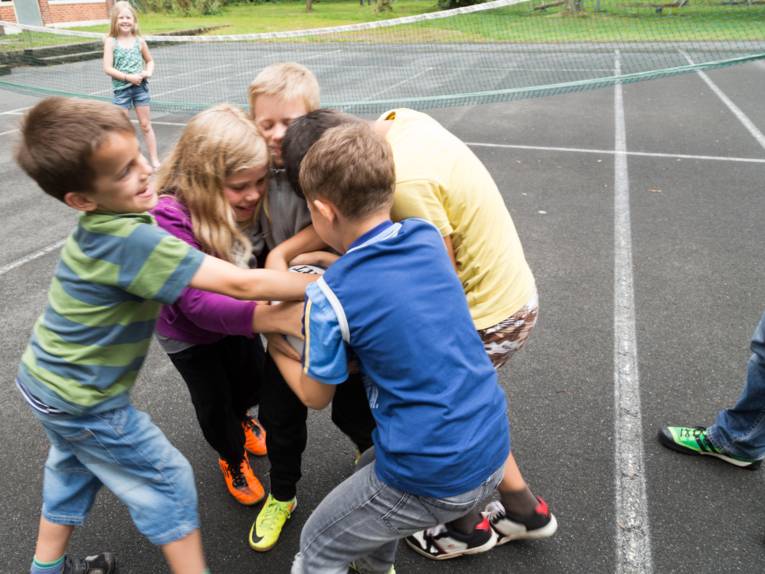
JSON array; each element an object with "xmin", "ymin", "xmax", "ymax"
[
  {"xmin": 423, "ymin": 523, "xmax": 448, "ymax": 538},
  {"xmin": 260, "ymin": 500, "xmax": 291, "ymax": 529},
  {"xmin": 226, "ymin": 463, "xmax": 248, "ymax": 489},
  {"xmin": 683, "ymin": 427, "xmax": 718, "ymax": 453},
  {"xmin": 246, "ymin": 418, "xmax": 264, "ymax": 438},
  {"xmin": 485, "ymin": 500, "xmax": 507, "ymax": 521}
]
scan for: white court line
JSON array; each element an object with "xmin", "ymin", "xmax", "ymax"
[
  {"xmin": 0, "ymin": 105, "xmax": 31, "ymax": 116},
  {"xmin": 361, "ymin": 67, "xmax": 434, "ymax": 101},
  {"xmin": 466, "ymin": 142, "xmax": 765, "ymax": 164},
  {"xmin": 613, "ymin": 50, "xmax": 653, "ymax": 574},
  {"xmin": 147, "ymin": 120, "xmax": 188, "ymax": 127},
  {"xmin": 682, "ymin": 51, "xmax": 765, "ymax": 151},
  {"xmin": 0, "ymin": 239, "xmax": 66, "ymax": 278},
  {"xmin": 0, "ymin": 128, "xmax": 19, "ymax": 137}
]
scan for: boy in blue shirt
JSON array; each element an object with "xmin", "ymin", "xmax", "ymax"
[
  {"xmin": 271, "ymin": 122, "xmax": 509, "ymax": 573},
  {"xmin": 14, "ymin": 97, "xmax": 314, "ymax": 574}
]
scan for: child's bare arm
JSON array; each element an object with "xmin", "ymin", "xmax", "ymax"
[
  {"xmin": 266, "ymin": 333, "xmax": 301, "ymax": 362},
  {"xmin": 270, "ymin": 344, "xmax": 335, "ymax": 409},
  {"xmin": 289, "ymin": 250, "xmax": 340, "ymax": 268},
  {"xmin": 139, "ymin": 39, "xmax": 154, "ymax": 78},
  {"xmin": 266, "ymin": 225, "xmax": 327, "ymax": 271},
  {"xmin": 102, "ymin": 38, "xmax": 119, "ymax": 79},
  {"xmin": 443, "ymin": 235, "xmax": 458, "ymax": 271},
  {"xmin": 190, "ymin": 254, "xmax": 316, "ymax": 301},
  {"xmin": 253, "ymin": 301, "xmax": 303, "ymax": 338}
]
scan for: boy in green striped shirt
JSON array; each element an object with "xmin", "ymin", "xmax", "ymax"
[{"xmin": 14, "ymin": 97, "xmax": 314, "ymax": 574}]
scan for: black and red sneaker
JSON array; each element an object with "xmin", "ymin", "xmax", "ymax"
[
  {"xmin": 485, "ymin": 497, "xmax": 558, "ymax": 545},
  {"xmin": 404, "ymin": 516, "xmax": 497, "ymax": 560}
]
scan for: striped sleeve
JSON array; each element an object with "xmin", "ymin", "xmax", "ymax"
[
  {"xmin": 302, "ymin": 281, "xmax": 348, "ymax": 385},
  {"xmin": 121, "ymin": 223, "xmax": 205, "ymax": 304}
]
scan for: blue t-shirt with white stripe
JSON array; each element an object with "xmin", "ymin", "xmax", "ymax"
[{"xmin": 303, "ymin": 218, "xmax": 509, "ymax": 498}]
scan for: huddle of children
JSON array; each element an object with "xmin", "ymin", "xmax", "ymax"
[{"xmin": 15, "ymin": 7, "xmax": 558, "ymax": 571}]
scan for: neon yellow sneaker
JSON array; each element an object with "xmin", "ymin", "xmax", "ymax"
[{"xmin": 248, "ymin": 494, "xmax": 297, "ymax": 552}]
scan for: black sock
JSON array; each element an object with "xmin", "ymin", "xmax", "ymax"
[
  {"xmin": 500, "ymin": 486, "xmax": 538, "ymax": 517},
  {"xmin": 446, "ymin": 510, "xmax": 483, "ymax": 535}
]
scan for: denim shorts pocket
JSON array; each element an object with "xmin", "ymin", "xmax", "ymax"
[
  {"xmin": 54, "ymin": 426, "xmax": 96, "ymax": 443},
  {"xmin": 96, "ymin": 407, "xmax": 129, "ymax": 436}
]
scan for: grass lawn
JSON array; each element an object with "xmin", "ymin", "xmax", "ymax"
[{"xmin": 1, "ymin": 0, "xmax": 763, "ymax": 52}]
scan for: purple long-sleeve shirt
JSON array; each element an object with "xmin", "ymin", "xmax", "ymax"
[{"xmin": 152, "ymin": 195, "xmax": 257, "ymax": 345}]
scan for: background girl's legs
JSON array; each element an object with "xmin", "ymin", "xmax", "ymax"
[{"xmin": 135, "ymin": 105, "xmax": 160, "ymax": 169}]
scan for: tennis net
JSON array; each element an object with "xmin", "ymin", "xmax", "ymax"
[{"xmin": 1, "ymin": 0, "xmax": 763, "ymax": 113}]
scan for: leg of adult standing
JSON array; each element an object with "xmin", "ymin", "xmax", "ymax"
[{"xmin": 708, "ymin": 310, "xmax": 765, "ymax": 460}]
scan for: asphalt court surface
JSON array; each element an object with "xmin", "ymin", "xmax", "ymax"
[{"xmin": 1, "ymin": 59, "xmax": 765, "ymax": 573}]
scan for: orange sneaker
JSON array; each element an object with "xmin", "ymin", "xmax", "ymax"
[
  {"xmin": 243, "ymin": 417, "xmax": 267, "ymax": 456},
  {"xmin": 218, "ymin": 454, "xmax": 265, "ymax": 506}
]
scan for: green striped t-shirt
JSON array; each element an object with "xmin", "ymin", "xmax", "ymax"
[{"xmin": 17, "ymin": 212, "xmax": 204, "ymax": 415}]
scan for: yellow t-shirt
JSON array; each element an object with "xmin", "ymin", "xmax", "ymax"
[{"xmin": 381, "ymin": 108, "xmax": 536, "ymax": 330}]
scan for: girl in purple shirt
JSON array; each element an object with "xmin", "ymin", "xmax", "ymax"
[{"xmin": 152, "ymin": 104, "xmax": 303, "ymax": 506}]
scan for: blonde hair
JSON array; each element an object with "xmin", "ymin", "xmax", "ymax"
[
  {"xmin": 109, "ymin": 1, "xmax": 140, "ymax": 38},
  {"xmin": 248, "ymin": 62, "xmax": 320, "ymax": 118},
  {"xmin": 300, "ymin": 123, "xmax": 394, "ymax": 220},
  {"xmin": 155, "ymin": 104, "xmax": 269, "ymax": 266}
]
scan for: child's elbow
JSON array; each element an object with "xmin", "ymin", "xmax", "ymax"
[{"xmin": 304, "ymin": 394, "xmax": 331, "ymax": 410}]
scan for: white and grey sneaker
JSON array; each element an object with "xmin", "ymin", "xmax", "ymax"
[
  {"xmin": 404, "ymin": 516, "xmax": 497, "ymax": 560},
  {"xmin": 485, "ymin": 498, "xmax": 558, "ymax": 545}
]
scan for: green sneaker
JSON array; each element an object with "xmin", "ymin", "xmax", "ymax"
[
  {"xmin": 249, "ymin": 494, "xmax": 297, "ymax": 552},
  {"xmin": 348, "ymin": 562, "xmax": 396, "ymax": 574},
  {"xmin": 658, "ymin": 426, "xmax": 761, "ymax": 469}
]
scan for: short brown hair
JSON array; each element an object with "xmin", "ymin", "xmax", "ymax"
[
  {"xmin": 248, "ymin": 63, "xmax": 320, "ymax": 118},
  {"xmin": 299, "ymin": 123, "xmax": 394, "ymax": 220},
  {"xmin": 15, "ymin": 97, "xmax": 133, "ymax": 202},
  {"xmin": 283, "ymin": 109, "xmax": 361, "ymax": 198}
]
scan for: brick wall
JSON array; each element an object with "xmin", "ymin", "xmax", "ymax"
[
  {"xmin": 45, "ymin": 1, "xmax": 109, "ymax": 25},
  {"xmin": 0, "ymin": 1, "xmax": 109, "ymax": 26},
  {"xmin": 38, "ymin": 0, "xmax": 51, "ymax": 23},
  {"xmin": 0, "ymin": 5, "xmax": 16, "ymax": 23}
]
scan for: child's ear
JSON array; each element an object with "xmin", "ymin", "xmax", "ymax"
[
  {"xmin": 63, "ymin": 191, "xmax": 99, "ymax": 213},
  {"xmin": 312, "ymin": 198, "xmax": 337, "ymax": 223}
]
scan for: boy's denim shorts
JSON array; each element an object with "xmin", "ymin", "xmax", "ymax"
[
  {"xmin": 112, "ymin": 80, "xmax": 150, "ymax": 109},
  {"xmin": 31, "ymin": 402, "xmax": 199, "ymax": 546}
]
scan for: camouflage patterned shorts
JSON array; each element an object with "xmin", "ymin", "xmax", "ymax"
[{"xmin": 478, "ymin": 293, "xmax": 539, "ymax": 369}]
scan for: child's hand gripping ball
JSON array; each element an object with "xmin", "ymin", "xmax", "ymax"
[{"xmin": 283, "ymin": 264, "xmax": 324, "ymax": 354}]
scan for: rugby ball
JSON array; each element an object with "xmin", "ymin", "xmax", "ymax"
[{"xmin": 284, "ymin": 264, "xmax": 324, "ymax": 354}]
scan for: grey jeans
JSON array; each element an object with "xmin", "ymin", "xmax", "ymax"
[{"xmin": 291, "ymin": 457, "xmax": 504, "ymax": 573}]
